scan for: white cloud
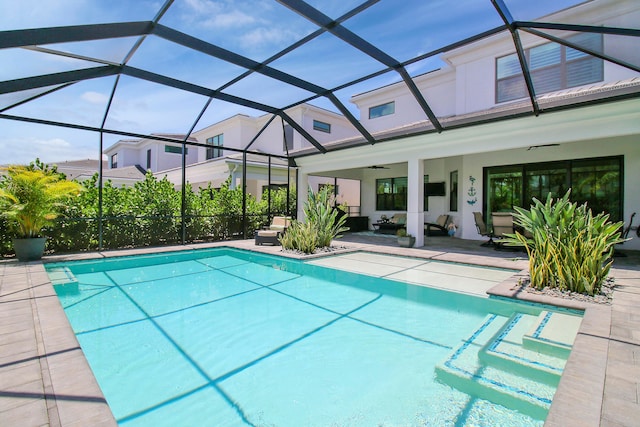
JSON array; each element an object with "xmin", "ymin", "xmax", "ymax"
[
  {"xmin": 81, "ymin": 91, "xmax": 109, "ymax": 105},
  {"xmin": 206, "ymin": 10, "xmax": 256, "ymax": 28},
  {"xmin": 182, "ymin": 0, "xmax": 260, "ymax": 29},
  {"xmin": 240, "ymin": 27, "xmax": 299, "ymax": 50},
  {"xmin": 183, "ymin": 0, "xmax": 222, "ymax": 15},
  {"xmin": 1, "ymin": 135, "xmax": 101, "ymax": 165}
]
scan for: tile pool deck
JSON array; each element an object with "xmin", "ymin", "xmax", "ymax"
[{"xmin": 1, "ymin": 238, "xmax": 638, "ymax": 426}]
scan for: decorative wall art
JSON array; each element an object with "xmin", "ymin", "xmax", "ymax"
[{"xmin": 467, "ymin": 175, "xmax": 478, "ymax": 205}]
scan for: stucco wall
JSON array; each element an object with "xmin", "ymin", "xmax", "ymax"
[
  {"xmin": 459, "ymin": 135, "xmax": 640, "ymax": 249},
  {"xmin": 295, "ymin": 98, "xmax": 640, "ymax": 249}
]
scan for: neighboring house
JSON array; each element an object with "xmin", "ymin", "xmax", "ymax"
[
  {"xmin": 154, "ymin": 104, "xmax": 358, "ymax": 200},
  {"xmin": 100, "ymin": 105, "xmax": 358, "ymax": 201},
  {"xmin": 103, "ymin": 134, "xmax": 199, "ymax": 173},
  {"xmin": 51, "ymin": 159, "xmax": 146, "ymax": 187},
  {"xmin": 292, "ymin": 0, "xmax": 640, "ymax": 250}
]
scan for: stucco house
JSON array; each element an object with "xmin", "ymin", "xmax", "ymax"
[
  {"xmin": 103, "ymin": 134, "xmax": 199, "ymax": 174},
  {"xmin": 102, "ymin": 104, "xmax": 359, "ymax": 203},
  {"xmin": 291, "ymin": 0, "xmax": 640, "ymax": 250},
  {"xmin": 157, "ymin": 104, "xmax": 357, "ymax": 196}
]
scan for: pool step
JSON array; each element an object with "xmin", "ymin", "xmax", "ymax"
[
  {"xmin": 479, "ymin": 313, "xmax": 568, "ymax": 386},
  {"xmin": 47, "ymin": 266, "xmax": 78, "ymax": 286},
  {"xmin": 435, "ymin": 313, "xmax": 569, "ymax": 420},
  {"xmin": 522, "ymin": 311, "xmax": 582, "ymax": 358}
]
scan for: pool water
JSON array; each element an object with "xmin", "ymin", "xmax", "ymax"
[{"xmin": 46, "ymin": 248, "xmax": 581, "ymax": 426}]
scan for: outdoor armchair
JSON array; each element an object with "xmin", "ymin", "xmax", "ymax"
[
  {"xmin": 255, "ymin": 216, "xmax": 291, "ymax": 245},
  {"xmin": 425, "ymin": 214, "xmax": 450, "ymax": 236},
  {"xmin": 473, "ymin": 212, "xmax": 495, "ymax": 246}
]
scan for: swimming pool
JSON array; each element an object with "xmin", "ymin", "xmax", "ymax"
[{"xmin": 46, "ymin": 248, "xmax": 582, "ymax": 426}]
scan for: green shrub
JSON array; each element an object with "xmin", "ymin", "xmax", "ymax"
[
  {"xmin": 505, "ymin": 190, "xmax": 625, "ymax": 296},
  {"xmin": 260, "ymin": 185, "xmax": 296, "ymax": 217},
  {"xmin": 0, "ymin": 164, "xmax": 82, "ymax": 238},
  {"xmin": 279, "ymin": 185, "xmax": 349, "ymax": 254},
  {"xmin": 303, "ymin": 185, "xmax": 349, "ymax": 247},
  {"xmin": 279, "ymin": 220, "xmax": 318, "ymax": 254},
  {"xmin": 0, "ymin": 159, "xmax": 291, "ymax": 256}
]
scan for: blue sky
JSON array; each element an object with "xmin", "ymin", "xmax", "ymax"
[{"xmin": 0, "ymin": 0, "xmax": 582, "ymax": 165}]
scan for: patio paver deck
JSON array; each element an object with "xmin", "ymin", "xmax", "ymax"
[{"xmin": 1, "ymin": 236, "xmax": 638, "ymax": 426}]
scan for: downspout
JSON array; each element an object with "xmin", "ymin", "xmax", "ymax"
[
  {"xmin": 228, "ymin": 164, "xmax": 239, "ymax": 188},
  {"xmin": 287, "ymin": 161, "xmax": 291, "ymax": 218},
  {"xmin": 268, "ymin": 155, "xmax": 272, "ymax": 218},
  {"xmin": 181, "ymin": 142, "xmax": 186, "ymax": 244},
  {"xmin": 98, "ymin": 133, "xmax": 104, "ymax": 250},
  {"xmin": 242, "ymin": 152, "xmax": 247, "ymax": 239}
]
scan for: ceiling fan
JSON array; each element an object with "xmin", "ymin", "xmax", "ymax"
[{"xmin": 367, "ymin": 165, "xmax": 389, "ymax": 169}]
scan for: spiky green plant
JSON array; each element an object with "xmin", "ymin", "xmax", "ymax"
[
  {"xmin": 303, "ymin": 185, "xmax": 349, "ymax": 247},
  {"xmin": 504, "ymin": 190, "xmax": 624, "ymax": 296},
  {"xmin": 279, "ymin": 185, "xmax": 349, "ymax": 254},
  {"xmin": 279, "ymin": 220, "xmax": 319, "ymax": 254},
  {"xmin": 0, "ymin": 165, "xmax": 82, "ymax": 238}
]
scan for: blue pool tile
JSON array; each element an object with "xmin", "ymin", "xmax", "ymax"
[
  {"xmin": 349, "ymin": 294, "xmax": 485, "ymax": 348},
  {"xmin": 155, "ymin": 288, "xmax": 338, "ymax": 381},
  {"xmin": 219, "ymin": 317, "xmax": 452, "ymax": 427},
  {"xmin": 54, "ymin": 272, "xmax": 116, "ymax": 307},
  {"xmin": 121, "ymin": 270, "xmax": 262, "ymax": 316},
  {"xmin": 77, "ymin": 319, "xmax": 209, "ymax": 422},
  {"xmin": 196, "ymin": 255, "xmax": 250, "ymax": 269},
  {"xmin": 119, "ymin": 386, "xmax": 246, "ymax": 427},
  {"xmin": 107, "ymin": 260, "xmax": 211, "ymax": 285},
  {"xmin": 271, "ymin": 276, "xmax": 381, "ymax": 314},
  {"xmin": 220, "ymin": 262, "xmax": 300, "ymax": 286},
  {"xmin": 60, "ymin": 286, "xmax": 146, "ymax": 334}
]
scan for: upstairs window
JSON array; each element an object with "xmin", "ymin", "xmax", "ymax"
[
  {"xmin": 313, "ymin": 120, "xmax": 331, "ymax": 133},
  {"xmin": 496, "ymin": 33, "xmax": 603, "ymax": 103},
  {"xmin": 206, "ymin": 134, "xmax": 223, "ymax": 159},
  {"xmin": 110, "ymin": 153, "xmax": 118, "ymax": 169},
  {"xmin": 369, "ymin": 101, "xmax": 395, "ymax": 119},
  {"xmin": 164, "ymin": 145, "xmax": 188, "ymax": 154}
]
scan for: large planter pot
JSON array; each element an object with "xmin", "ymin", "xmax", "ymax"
[
  {"xmin": 397, "ymin": 236, "xmax": 416, "ymax": 248},
  {"xmin": 12, "ymin": 237, "xmax": 47, "ymax": 262}
]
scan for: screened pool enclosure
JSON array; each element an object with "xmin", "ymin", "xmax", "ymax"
[{"xmin": 1, "ymin": 0, "xmax": 638, "ymax": 252}]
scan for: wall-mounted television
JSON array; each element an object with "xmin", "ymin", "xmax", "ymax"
[{"xmin": 424, "ymin": 181, "xmax": 446, "ymax": 196}]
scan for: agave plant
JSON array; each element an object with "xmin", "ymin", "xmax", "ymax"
[
  {"xmin": 504, "ymin": 190, "xmax": 625, "ymax": 296},
  {"xmin": 280, "ymin": 185, "xmax": 349, "ymax": 253},
  {"xmin": 0, "ymin": 165, "xmax": 82, "ymax": 238},
  {"xmin": 303, "ymin": 185, "xmax": 349, "ymax": 247}
]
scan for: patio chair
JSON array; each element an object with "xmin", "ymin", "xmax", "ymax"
[
  {"xmin": 255, "ymin": 216, "xmax": 291, "ymax": 246},
  {"xmin": 491, "ymin": 212, "xmax": 517, "ymax": 250},
  {"xmin": 614, "ymin": 212, "xmax": 636, "ymax": 257},
  {"xmin": 425, "ymin": 214, "xmax": 450, "ymax": 236},
  {"xmin": 473, "ymin": 212, "xmax": 495, "ymax": 246}
]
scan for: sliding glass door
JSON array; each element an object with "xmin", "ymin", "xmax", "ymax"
[{"xmin": 484, "ymin": 156, "xmax": 623, "ymax": 222}]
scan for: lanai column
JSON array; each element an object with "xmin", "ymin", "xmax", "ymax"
[
  {"xmin": 297, "ymin": 172, "xmax": 309, "ymax": 220},
  {"xmin": 407, "ymin": 158, "xmax": 425, "ymax": 246}
]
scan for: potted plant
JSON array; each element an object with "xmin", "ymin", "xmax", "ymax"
[
  {"xmin": 396, "ymin": 228, "xmax": 415, "ymax": 248},
  {"xmin": 0, "ymin": 164, "xmax": 82, "ymax": 261}
]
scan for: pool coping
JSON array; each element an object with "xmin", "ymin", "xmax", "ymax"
[{"xmin": 1, "ymin": 240, "xmax": 638, "ymax": 426}]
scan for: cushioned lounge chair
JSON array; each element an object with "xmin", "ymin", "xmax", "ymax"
[
  {"xmin": 425, "ymin": 214, "xmax": 449, "ymax": 236},
  {"xmin": 255, "ymin": 216, "xmax": 291, "ymax": 245}
]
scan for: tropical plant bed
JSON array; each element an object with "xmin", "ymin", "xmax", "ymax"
[
  {"xmin": 516, "ymin": 275, "xmax": 615, "ymax": 305},
  {"xmin": 280, "ymin": 244, "xmax": 349, "ymax": 257}
]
